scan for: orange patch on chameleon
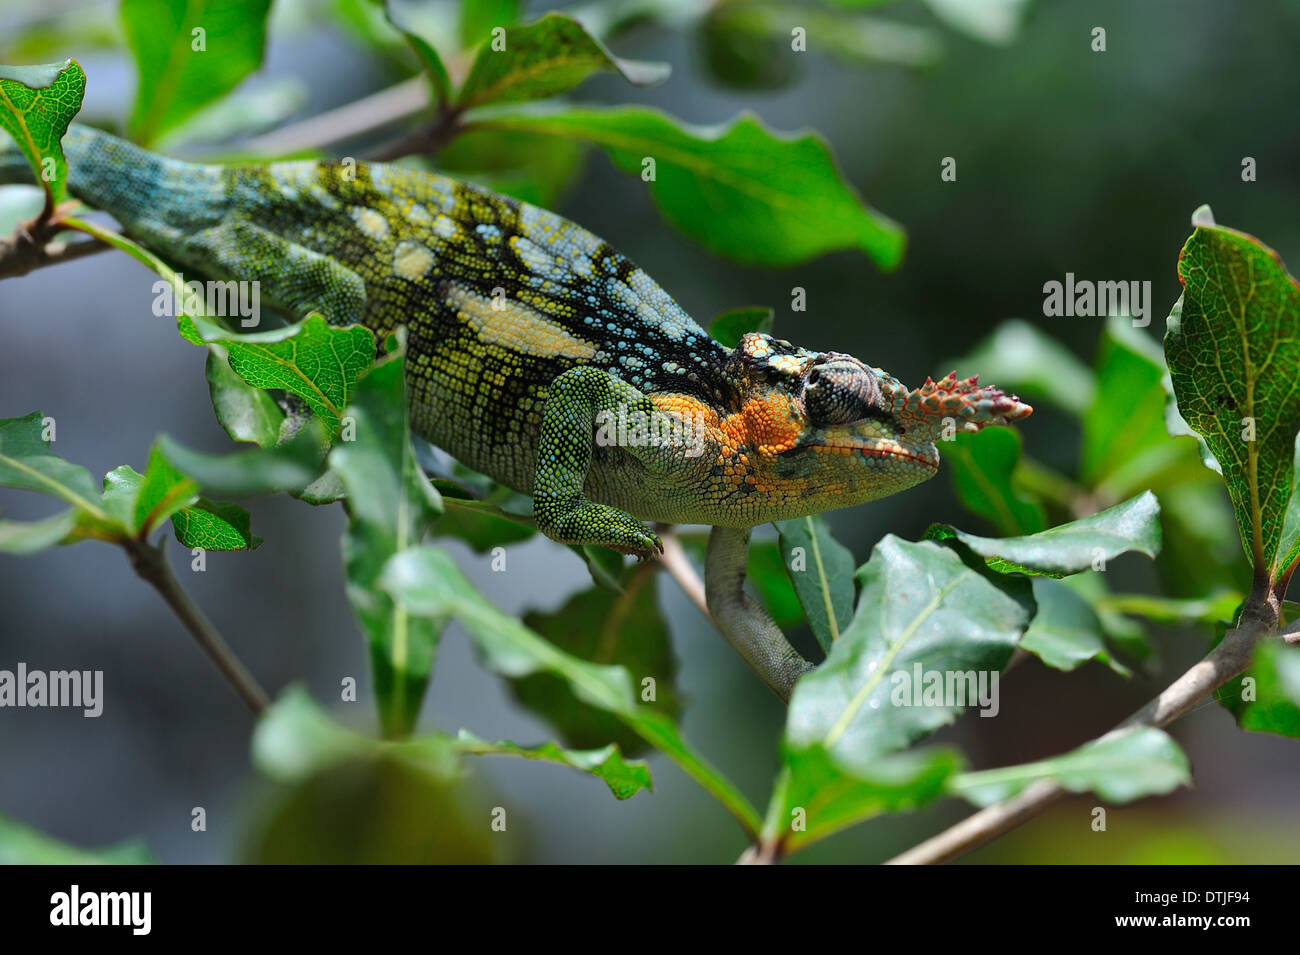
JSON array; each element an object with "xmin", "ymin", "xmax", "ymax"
[{"xmin": 719, "ymin": 394, "xmax": 803, "ymax": 457}]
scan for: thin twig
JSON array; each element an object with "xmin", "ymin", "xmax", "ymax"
[
  {"xmin": 886, "ymin": 603, "xmax": 1278, "ymax": 865},
  {"xmin": 654, "ymin": 525, "xmax": 710, "ymax": 620},
  {"xmin": 124, "ymin": 538, "xmax": 270, "ymax": 715},
  {"xmin": 240, "ymin": 76, "xmax": 431, "ymax": 156}
]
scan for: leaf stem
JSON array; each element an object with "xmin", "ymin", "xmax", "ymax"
[{"xmin": 123, "ymin": 537, "xmax": 270, "ymax": 715}]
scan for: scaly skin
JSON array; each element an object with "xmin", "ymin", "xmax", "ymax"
[{"xmin": 1, "ymin": 126, "xmax": 1032, "ymax": 696}]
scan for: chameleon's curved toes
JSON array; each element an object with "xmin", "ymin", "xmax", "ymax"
[{"xmin": 705, "ymin": 525, "xmax": 815, "ymax": 702}]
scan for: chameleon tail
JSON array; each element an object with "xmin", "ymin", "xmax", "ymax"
[{"xmin": 0, "ymin": 124, "xmax": 224, "ymax": 242}]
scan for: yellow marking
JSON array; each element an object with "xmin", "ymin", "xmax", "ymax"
[
  {"xmin": 393, "ymin": 241, "xmax": 434, "ymax": 280},
  {"xmin": 351, "ymin": 207, "xmax": 390, "ymax": 240},
  {"xmin": 445, "ymin": 284, "xmax": 596, "ymax": 360}
]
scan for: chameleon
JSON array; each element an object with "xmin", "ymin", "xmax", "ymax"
[{"xmin": 0, "ymin": 125, "xmax": 1032, "ymax": 699}]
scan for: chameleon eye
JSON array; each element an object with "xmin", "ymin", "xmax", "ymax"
[{"xmin": 801, "ymin": 357, "xmax": 881, "ymax": 425}]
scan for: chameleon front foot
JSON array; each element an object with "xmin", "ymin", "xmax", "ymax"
[{"xmin": 534, "ymin": 498, "xmax": 664, "ymax": 558}]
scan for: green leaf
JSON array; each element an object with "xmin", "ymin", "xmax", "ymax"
[
  {"xmin": 134, "ymin": 443, "xmax": 199, "ymax": 534},
  {"xmin": 453, "ymin": 730, "xmax": 651, "ymax": 800},
  {"xmin": 121, "ymin": 0, "xmax": 272, "ymax": 146},
  {"xmin": 946, "ymin": 318, "xmax": 1095, "ymax": 418},
  {"xmin": 747, "ymin": 538, "xmax": 805, "ymax": 630},
  {"xmin": 434, "ymin": 497, "xmax": 536, "ymax": 552},
  {"xmin": 379, "ymin": 545, "xmax": 763, "ymax": 836},
  {"xmin": 0, "ymin": 59, "xmax": 85, "ymax": 206},
  {"xmin": 950, "ymin": 726, "xmax": 1190, "ymax": 806},
  {"xmin": 776, "ymin": 515, "xmax": 856, "ymax": 654},
  {"xmin": 457, "ymin": 13, "xmax": 669, "ymax": 110},
  {"xmin": 171, "ymin": 498, "xmax": 260, "ymax": 551},
  {"xmin": 480, "ymin": 106, "xmax": 905, "ymax": 269},
  {"xmin": 1084, "ymin": 315, "xmax": 1188, "ymax": 495},
  {"xmin": 0, "ymin": 412, "xmax": 114, "ymax": 531},
  {"xmin": 1020, "ymin": 578, "xmax": 1129, "ymax": 676},
  {"xmin": 156, "ymin": 423, "xmax": 327, "ymax": 498},
  {"xmin": 222, "ymin": 314, "xmax": 377, "ymax": 439},
  {"xmin": 330, "ymin": 353, "xmax": 444, "ymax": 738},
  {"xmin": 384, "ymin": 0, "xmax": 453, "ymax": 103},
  {"xmin": 1165, "ymin": 206, "xmax": 1300, "ymax": 579},
  {"xmin": 252, "ymin": 686, "xmax": 458, "ymax": 782},
  {"xmin": 206, "ymin": 350, "xmax": 284, "ymax": 448},
  {"xmin": 0, "ymin": 509, "xmax": 77, "ymax": 554},
  {"xmin": 708, "ymin": 305, "xmax": 773, "ymax": 348},
  {"xmin": 459, "ymin": 0, "xmax": 520, "ymax": 49},
  {"xmin": 764, "ymin": 745, "xmax": 960, "ymax": 854},
  {"xmin": 785, "ymin": 536, "xmax": 1032, "ymax": 768},
  {"xmin": 925, "ymin": 490, "xmax": 1161, "ymax": 578},
  {"xmin": 574, "ymin": 543, "xmax": 626, "ymax": 593},
  {"xmin": 434, "ymin": 126, "xmax": 585, "ymax": 207},
  {"xmin": 940, "ymin": 427, "xmax": 1046, "ymax": 536},
  {"xmin": 0, "ymin": 813, "xmax": 153, "ymax": 865},
  {"xmin": 1218, "ymin": 640, "xmax": 1300, "ymax": 737},
  {"xmin": 513, "ymin": 570, "xmax": 681, "ymax": 757}
]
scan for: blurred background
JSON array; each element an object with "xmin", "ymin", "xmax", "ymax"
[{"xmin": 1, "ymin": 0, "xmax": 1299, "ymax": 863}]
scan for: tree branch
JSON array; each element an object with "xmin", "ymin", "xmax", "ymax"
[
  {"xmin": 654, "ymin": 525, "xmax": 710, "ymax": 619},
  {"xmin": 886, "ymin": 604, "xmax": 1278, "ymax": 865},
  {"xmin": 123, "ymin": 538, "xmax": 270, "ymax": 716},
  {"xmin": 0, "ymin": 214, "xmax": 109, "ymax": 279}
]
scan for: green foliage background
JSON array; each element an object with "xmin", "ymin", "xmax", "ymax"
[{"xmin": 2, "ymin": 0, "xmax": 1300, "ymax": 864}]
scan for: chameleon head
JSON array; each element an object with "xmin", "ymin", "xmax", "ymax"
[{"xmin": 713, "ymin": 333, "xmax": 1033, "ymax": 521}]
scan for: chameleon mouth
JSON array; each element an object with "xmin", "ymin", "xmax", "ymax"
[{"xmin": 812, "ymin": 439, "xmax": 940, "ymax": 471}]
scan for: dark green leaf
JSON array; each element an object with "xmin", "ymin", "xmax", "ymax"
[
  {"xmin": 434, "ymin": 497, "xmax": 536, "ymax": 552},
  {"xmin": 379, "ymin": 545, "xmax": 762, "ymax": 836},
  {"xmin": 453, "ymin": 730, "xmax": 651, "ymax": 800},
  {"xmin": 764, "ymin": 745, "xmax": 960, "ymax": 854},
  {"xmin": 1020, "ymin": 578, "xmax": 1129, "ymax": 675},
  {"xmin": 206, "ymin": 350, "xmax": 284, "ymax": 448},
  {"xmin": 481, "ymin": 106, "xmax": 905, "ymax": 269},
  {"xmin": 513, "ymin": 570, "xmax": 681, "ymax": 756},
  {"xmin": 331, "ymin": 353, "xmax": 444, "ymax": 738},
  {"xmin": 925, "ymin": 490, "xmax": 1161, "ymax": 577},
  {"xmin": 434, "ymin": 126, "xmax": 585, "ymax": 207},
  {"xmin": 1219, "ymin": 640, "xmax": 1300, "ymax": 737},
  {"xmin": 950, "ymin": 727, "xmax": 1190, "ymax": 806},
  {"xmin": 171, "ymin": 498, "xmax": 260, "ymax": 551},
  {"xmin": 940, "ymin": 427, "xmax": 1045, "ymax": 536},
  {"xmin": 709, "ymin": 305, "xmax": 773, "ymax": 348},
  {"xmin": 222, "ymin": 314, "xmax": 377, "ymax": 439},
  {"xmin": 1165, "ymin": 206, "xmax": 1300, "ymax": 579},
  {"xmin": 776, "ymin": 515, "xmax": 856, "ymax": 653},
  {"xmin": 156, "ymin": 423, "xmax": 327, "ymax": 498},
  {"xmin": 785, "ymin": 536, "xmax": 1031, "ymax": 768},
  {"xmin": 0, "ymin": 58, "xmax": 85, "ymax": 205},
  {"xmin": 122, "ymin": 0, "xmax": 272, "ymax": 145},
  {"xmin": 457, "ymin": 13, "xmax": 669, "ymax": 109}
]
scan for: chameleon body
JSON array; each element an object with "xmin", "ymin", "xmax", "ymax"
[{"xmin": 0, "ymin": 126, "xmax": 1031, "ymax": 697}]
